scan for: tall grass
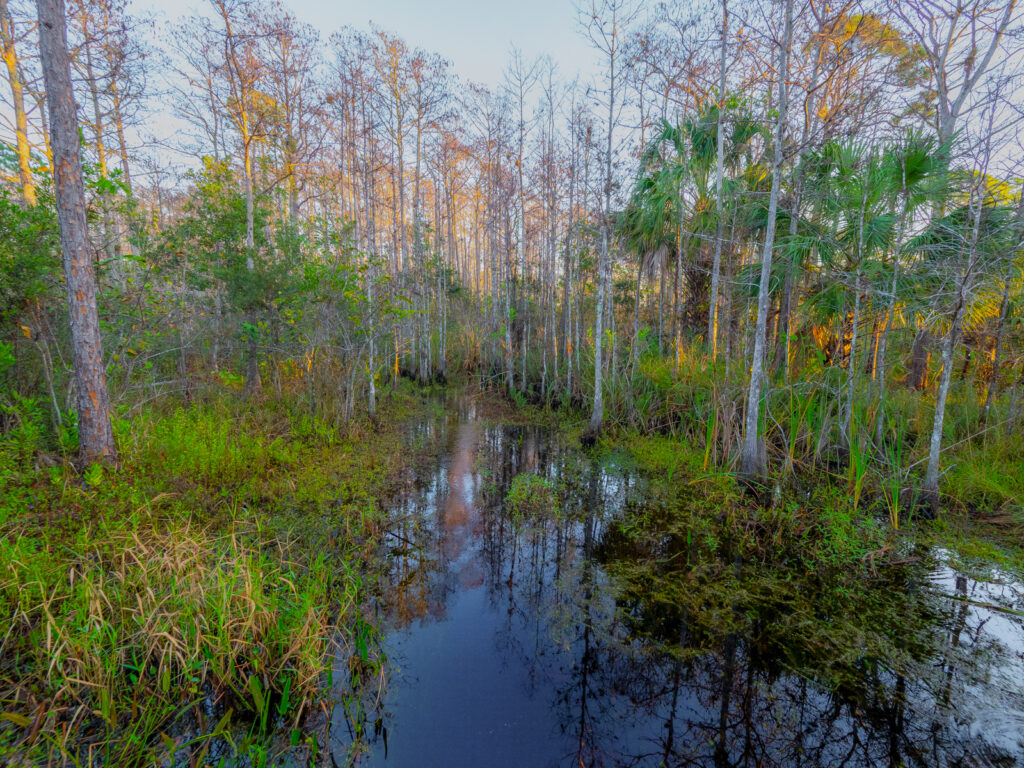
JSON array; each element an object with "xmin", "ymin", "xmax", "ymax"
[
  {"xmin": 0, "ymin": 520, "xmax": 340, "ymax": 766},
  {"xmin": 558, "ymin": 336, "xmax": 1024, "ymax": 525},
  {"xmin": 0, "ymin": 382, "xmax": 430, "ymax": 765}
]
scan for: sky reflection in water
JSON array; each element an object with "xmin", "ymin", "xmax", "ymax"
[{"xmin": 333, "ymin": 402, "xmax": 1024, "ymax": 768}]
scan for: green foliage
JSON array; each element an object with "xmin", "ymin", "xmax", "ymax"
[
  {"xmin": 0, "ymin": 189, "xmax": 58, "ymax": 326},
  {"xmin": 506, "ymin": 473, "xmax": 556, "ymax": 524},
  {"xmin": 945, "ymin": 433, "xmax": 1024, "ymax": 514},
  {"xmin": 124, "ymin": 403, "xmax": 300, "ymax": 488},
  {"xmin": 0, "ymin": 342, "xmax": 13, "ymax": 374},
  {"xmin": 163, "ymin": 158, "xmax": 290, "ymax": 316},
  {"xmin": 0, "ymin": 394, "xmax": 49, "ymax": 471}
]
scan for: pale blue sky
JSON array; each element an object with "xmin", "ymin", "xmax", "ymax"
[{"xmin": 134, "ymin": 0, "xmax": 600, "ymax": 91}]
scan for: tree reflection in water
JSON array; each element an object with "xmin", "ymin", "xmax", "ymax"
[{"xmin": 336, "ymin": 404, "xmax": 1024, "ymax": 768}]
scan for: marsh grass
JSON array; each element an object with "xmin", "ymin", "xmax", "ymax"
[
  {"xmin": 0, "ymin": 521, "xmax": 337, "ymax": 766},
  {"xmin": 559, "ymin": 338, "xmax": 1023, "ymax": 561},
  {"xmin": 0, "ymin": 380, "xmax": 434, "ymax": 766}
]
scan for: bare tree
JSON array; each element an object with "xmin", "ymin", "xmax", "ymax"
[
  {"xmin": 1, "ymin": 0, "xmax": 35, "ymax": 205},
  {"xmin": 582, "ymin": 0, "xmax": 640, "ymax": 440},
  {"xmin": 708, "ymin": 0, "xmax": 727, "ymax": 359},
  {"xmin": 890, "ymin": 0, "xmax": 1020, "ymax": 148},
  {"xmin": 504, "ymin": 47, "xmax": 541, "ymax": 394},
  {"xmin": 207, "ymin": 0, "xmax": 272, "ymax": 395},
  {"xmin": 922, "ymin": 92, "xmax": 1012, "ymax": 507}
]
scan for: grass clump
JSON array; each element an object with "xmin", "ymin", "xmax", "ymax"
[
  {"xmin": 506, "ymin": 473, "xmax": 557, "ymax": 525},
  {"xmin": 0, "ymin": 519, "xmax": 340, "ymax": 766},
  {"xmin": 123, "ymin": 403, "xmax": 301, "ymax": 489},
  {"xmin": 603, "ymin": 430, "xmax": 887, "ymax": 571}
]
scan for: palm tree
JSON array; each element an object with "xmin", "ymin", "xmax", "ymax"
[
  {"xmin": 872, "ymin": 132, "xmax": 950, "ymax": 447},
  {"xmin": 804, "ymin": 140, "xmax": 898, "ymax": 460},
  {"xmin": 620, "ymin": 106, "xmax": 763, "ymax": 377}
]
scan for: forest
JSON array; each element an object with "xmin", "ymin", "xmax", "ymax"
[{"xmin": 1, "ymin": 0, "xmax": 1024, "ymax": 765}]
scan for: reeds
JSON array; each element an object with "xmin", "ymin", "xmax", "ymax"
[
  {"xmin": 0, "ymin": 519, "xmax": 342, "ymax": 765},
  {"xmin": 561, "ymin": 336, "xmax": 1023, "ymax": 525}
]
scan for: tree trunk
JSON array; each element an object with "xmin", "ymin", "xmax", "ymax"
[
  {"xmin": 708, "ymin": 0, "xmax": 727, "ymax": 360},
  {"xmin": 368, "ymin": 259, "xmax": 377, "ymax": 417},
  {"xmin": 981, "ymin": 185, "xmax": 1024, "ymax": 425},
  {"xmin": 38, "ymin": 0, "xmax": 117, "ymax": 464},
  {"xmin": 844, "ymin": 164, "xmax": 870, "ymax": 458},
  {"xmin": 1, "ymin": 0, "xmax": 35, "ymax": 206},
  {"xmin": 80, "ymin": 12, "xmax": 117, "ymax": 271},
  {"xmin": 242, "ymin": 143, "xmax": 261, "ymax": 397},
  {"xmin": 739, "ymin": 0, "xmax": 792, "ymax": 484},
  {"xmin": 923, "ymin": 316, "xmax": 959, "ymax": 508},
  {"xmin": 630, "ymin": 265, "xmax": 642, "ymax": 377},
  {"xmin": 590, "ymin": 226, "xmax": 608, "ymax": 437},
  {"xmin": 907, "ymin": 326, "xmax": 930, "ymax": 391},
  {"xmin": 845, "ymin": 267, "xmax": 861, "ymax": 455},
  {"xmin": 924, "ymin": 171, "xmax": 987, "ymax": 507},
  {"xmin": 874, "ymin": 191, "xmax": 909, "ymax": 447}
]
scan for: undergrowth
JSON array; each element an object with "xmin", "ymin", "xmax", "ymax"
[{"xmin": 0, "ymin": 379, "xmax": 433, "ymax": 766}]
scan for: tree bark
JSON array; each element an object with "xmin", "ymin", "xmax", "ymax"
[{"xmin": 38, "ymin": 0, "xmax": 117, "ymax": 464}]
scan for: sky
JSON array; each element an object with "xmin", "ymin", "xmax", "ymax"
[{"xmin": 134, "ymin": 0, "xmax": 601, "ymax": 92}]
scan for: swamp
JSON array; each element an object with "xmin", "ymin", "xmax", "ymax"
[{"xmin": 2, "ymin": 0, "xmax": 1024, "ymax": 765}]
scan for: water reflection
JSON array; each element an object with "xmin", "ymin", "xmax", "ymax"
[{"xmin": 333, "ymin": 404, "xmax": 1024, "ymax": 768}]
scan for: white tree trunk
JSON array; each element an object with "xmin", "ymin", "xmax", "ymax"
[{"xmin": 739, "ymin": 0, "xmax": 792, "ymax": 482}]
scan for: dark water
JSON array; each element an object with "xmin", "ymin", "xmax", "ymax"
[{"xmin": 328, "ymin": 399, "xmax": 1024, "ymax": 768}]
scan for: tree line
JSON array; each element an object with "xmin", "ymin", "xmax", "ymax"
[{"xmin": 2, "ymin": 0, "xmax": 1022, "ymax": 512}]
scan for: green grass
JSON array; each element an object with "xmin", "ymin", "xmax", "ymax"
[
  {"xmin": 0, "ymin": 519, "xmax": 337, "ymax": 766},
  {"xmin": 0, "ymin": 380, "xmax": 436, "ymax": 766}
]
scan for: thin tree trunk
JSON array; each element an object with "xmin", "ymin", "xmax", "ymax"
[
  {"xmin": 590, "ymin": 226, "xmax": 608, "ymax": 436},
  {"xmin": 739, "ymin": 0, "xmax": 792, "ymax": 484},
  {"xmin": 32, "ymin": 304, "xmax": 63, "ymax": 431},
  {"xmin": 368, "ymin": 259, "xmax": 376, "ymax": 417},
  {"xmin": 587, "ymin": 5, "xmax": 621, "ymax": 439},
  {"xmin": 674, "ymin": 201, "xmax": 683, "ymax": 377},
  {"xmin": 111, "ymin": 79, "xmax": 132, "ymax": 192},
  {"xmin": 77, "ymin": 11, "xmax": 120, "ymax": 278},
  {"xmin": 874, "ymin": 192, "xmax": 909, "ymax": 446},
  {"xmin": 924, "ymin": 184, "xmax": 985, "ymax": 506},
  {"xmin": 708, "ymin": 0, "xmax": 727, "ymax": 360},
  {"xmin": 630, "ymin": 265, "xmax": 642, "ymax": 377},
  {"xmin": 923, "ymin": 314, "xmax": 960, "ymax": 507},
  {"xmin": 845, "ymin": 162, "xmax": 871, "ymax": 458},
  {"xmin": 242, "ymin": 142, "xmax": 261, "ymax": 396},
  {"xmin": 1, "ymin": 0, "xmax": 35, "ymax": 206},
  {"xmin": 981, "ymin": 185, "xmax": 1024, "ymax": 425}
]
